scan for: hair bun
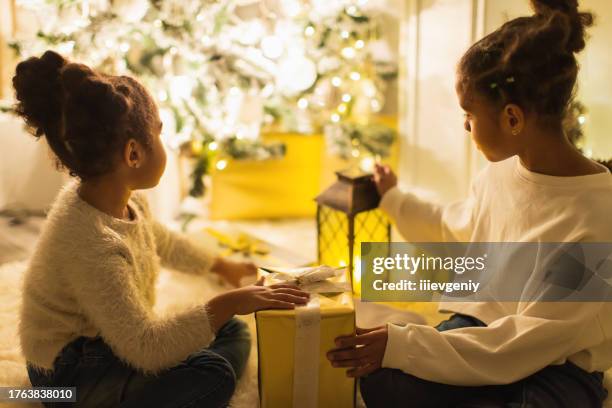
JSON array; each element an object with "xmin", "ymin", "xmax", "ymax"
[
  {"xmin": 532, "ymin": 0, "xmax": 578, "ymax": 15},
  {"xmin": 531, "ymin": 0, "xmax": 594, "ymax": 53},
  {"xmin": 12, "ymin": 50, "xmax": 68, "ymax": 137}
]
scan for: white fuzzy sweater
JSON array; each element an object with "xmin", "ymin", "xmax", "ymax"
[{"xmin": 20, "ymin": 180, "xmax": 217, "ymax": 375}]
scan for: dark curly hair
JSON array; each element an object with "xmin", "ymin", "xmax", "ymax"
[
  {"xmin": 12, "ymin": 50, "xmax": 159, "ymax": 180},
  {"xmin": 458, "ymin": 0, "xmax": 594, "ymax": 126}
]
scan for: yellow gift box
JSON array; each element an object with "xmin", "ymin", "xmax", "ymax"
[
  {"xmin": 255, "ymin": 268, "xmax": 356, "ymax": 408},
  {"xmin": 209, "ymin": 132, "xmax": 324, "ymax": 220}
]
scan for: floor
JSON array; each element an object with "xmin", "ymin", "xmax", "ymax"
[{"xmin": 0, "ymin": 214, "xmax": 45, "ymax": 264}]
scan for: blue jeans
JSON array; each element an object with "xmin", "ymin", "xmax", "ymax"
[
  {"xmin": 360, "ymin": 314, "xmax": 608, "ymax": 408},
  {"xmin": 27, "ymin": 318, "xmax": 251, "ymax": 408}
]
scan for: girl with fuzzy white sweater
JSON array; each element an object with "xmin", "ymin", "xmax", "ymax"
[{"xmin": 13, "ymin": 50, "xmax": 310, "ymax": 407}]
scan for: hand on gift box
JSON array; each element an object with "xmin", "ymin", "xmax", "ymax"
[
  {"xmin": 373, "ymin": 163, "xmax": 397, "ymax": 197},
  {"xmin": 207, "ymin": 276, "xmax": 310, "ymax": 333},
  {"xmin": 326, "ymin": 326, "xmax": 388, "ymax": 378},
  {"xmin": 211, "ymin": 257, "xmax": 258, "ymax": 287}
]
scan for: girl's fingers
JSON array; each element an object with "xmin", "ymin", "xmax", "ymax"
[
  {"xmin": 273, "ymin": 288, "xmax": 310, "ymax": 298},
  {"xmin": 255, "ymin": 276, "xmax": 265, "ymax": 286},
  {"xmin": 356, "ymin": 326, "xmax": 384, "ymax": 335},
  {"xmin": 265, "ymin": 300, "xmax": 297, "ymax": 310},
  {"xmin": 268, "ymin": 283, "xmax": 300, "ymax": 290},
  {"xmin": 347, "ymin": 362, "xmax": 379, "ymax": 378},
  {"xmin": 270, "ymin": 293, "xmax": 310, "ymax": 305},
  {"xmin": 335, "ymin": 331, "xmax": 378, "ymax": 348},
  {"xmin": 328, "ymin": 344, "xmax": 372, "ymax": 361},
  {"xmin": 330, "ymin": 357, "xmax": 373, "ymax": 368}
]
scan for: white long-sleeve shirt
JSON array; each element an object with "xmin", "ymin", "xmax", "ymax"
[
  {"xmin": 20, "ymin": 180, "xmax": 218, "ymax": 375},
  {"xmin": 379, "ymin": 155, "xmax": 612, "ymax": 385}
]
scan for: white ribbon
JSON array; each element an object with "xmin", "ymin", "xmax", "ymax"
[
  {"xmin": 293, "ymin": 296, "xmax": 320, "ymax": 408},
  {"xmin": 263, "ymin": 265, "xmax": 351, "ymax": 293},
  {"xmin": 262, "ymin": 265, "xmax": 350, "ymax": 408}
]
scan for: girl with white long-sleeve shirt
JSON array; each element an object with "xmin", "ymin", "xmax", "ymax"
[{"xmin": 327, "ymin": 1, "xmax": 612, "ymax": 407}]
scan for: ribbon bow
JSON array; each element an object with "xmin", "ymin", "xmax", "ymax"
[{"xmin": 261, "ymin": 265, "xmax": 351, "ymax": 293}]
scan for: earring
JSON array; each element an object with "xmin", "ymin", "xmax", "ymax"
[{"xmin": 512, "ymin": 129, "xmax": 520, "ymax": 136}]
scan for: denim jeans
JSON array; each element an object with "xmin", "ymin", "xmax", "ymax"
[
  {"xmin": 360, "ymin": 314, "xmax": 608, "ymax": 408},
  {"xmin": 27, "ymin": 318, "xmax": 251, "ymax": 408}
]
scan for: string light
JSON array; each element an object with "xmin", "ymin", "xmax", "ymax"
[
  {"xmin": 371, "ymin": 99, "xmax": 382, "ymax": 112},
  {"xmin": 209, "ymin": 141, "xmax": 218, "ymax": 151},
  {"xmin": 331, "ymin": 76, "xmax": 342, "ymax": 87},
  {"xmin": 216, "ymin": 159, "xmax": 228, "ymax": 170},
  {"xmin": 342, "ymin": 94, "xmax": 352, "ymax": 102},
  {"xmin": 355, "ymin": 39, "xmax": 365, "ymax": 49},
  {"xmin": 341, "ymin": 47, "xmax": 356, "ymax": 59},
  {"xmin": 304, "ymin": 25, "xmax": 315, "ymax": 36},
  {"xmin": 350, "ymin": 71, "xmax": 361, "ymax": 81},
  {"xmin": 331, "ymin": 113, "xmax": 341, "ymax": 123},
  {"xmin": 297, "ymin": 98, "xmax": 309, "ymax": 109},
  {"xmin": 191, "ymin": 140, "xmax": 202, "ymax": 154},
  {"xmin": 578, "ymin": 115, "xmax": 586, "ymax": 125},
  {"xmin": 360, "ymin": 156, "xmax": 375, "ymax": 172}
]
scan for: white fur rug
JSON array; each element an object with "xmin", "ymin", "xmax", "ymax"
[{"xmin": 0, "ymin": 260, "xmax": 427, "ymax": 408}]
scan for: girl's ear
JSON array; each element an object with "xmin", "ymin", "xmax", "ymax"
[
  {"xmin": 502, "ymin": 104, "xmax": 525, "ymax": 136},
  {"xmin": 124, "ymin": 138, "xmax": 144, "ymax": 169}
]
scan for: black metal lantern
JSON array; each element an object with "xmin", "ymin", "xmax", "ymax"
[{"xmin": 316, "ymin": 169, "xmax": 392, "ymax": 294}]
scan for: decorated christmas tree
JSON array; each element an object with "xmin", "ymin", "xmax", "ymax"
[{"xmin": 9, "ymin": 0, "xmax": 398, "ymax": 196}]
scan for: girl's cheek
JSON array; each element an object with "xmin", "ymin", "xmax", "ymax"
[{"xmin": 156, "ymin": 140, "xmax": 167, "ymax": 177}]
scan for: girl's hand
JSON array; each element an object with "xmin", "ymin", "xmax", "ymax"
[
  {"xmin": 373, "ymin": 164, "xmax": 397, "ymax": 197},
  {"xmin": 326, "ymin": 326, "xmax": 388, "ymax": 378},
  {"xmin": 232, "ymin": 276, "xmax": 310, "ymax": 315},
  {"xmin": 207, "ymin": 277, "xmax": 310, "ymax": 332},
  {"xmin": 212, "ymin": 258, "xmax": 257, "ymax": 287}
]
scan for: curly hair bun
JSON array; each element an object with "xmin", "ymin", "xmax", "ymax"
[
  {"xmin": 12, "ymin": 50, "xmax": 156, "ymax": 180},
  {"xmin": 531, "ymin": 0, "xmax": 594, "ymax": 53},
  {"xmin": 12, "ymin": 50, "xmax": 68, "ymax": 138}
]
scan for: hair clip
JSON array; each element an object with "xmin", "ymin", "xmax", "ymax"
[{"xmin": 506, "ymin": 76, "xmax": 516, "ymax": 83}]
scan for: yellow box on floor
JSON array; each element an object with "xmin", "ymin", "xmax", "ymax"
[
  {"xmin": 209, "ymin": 132, "xmax": 323, "ymax": 220},
  {"xmin": 255, "ymin": 269, "xmax": 356, "ymax": 408}
]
